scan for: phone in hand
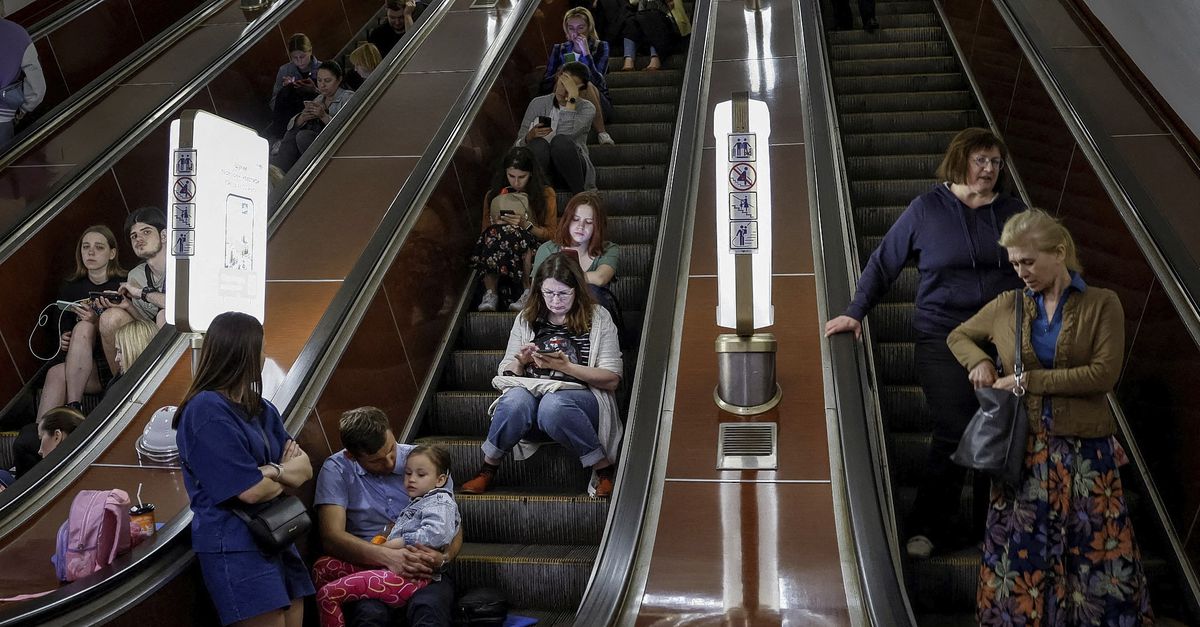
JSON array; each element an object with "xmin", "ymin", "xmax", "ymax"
[
  {"xmin": 536, "ymin": 115, "xmax": 552, "ymax": 128},
  {"xmin": 89, "ymin": 291, "xmax": 123, "ymax": 303},
  {"xmin": 499, "ymin": 209, "xmax": 515, "ymax": 217},
  {"xmin": 563, "ymin": 52, "xmax": 579, "ymax": 64},
  {"xmin": 54, "ymin": 300, "xmax": 83, "ymax": 312},
  {"xmin": 560, "ymin": 248, "xmax": 580, "ymax": 263},
  {"xmin": 536, "ymin": 348, "xmax": 559, "ymax": 355}
]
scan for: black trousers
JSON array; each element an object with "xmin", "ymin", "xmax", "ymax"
[
  {"xmin": 907, "ymin": 331, "xmax": 989, "ymax": 547},
  {"xmin": 830, "ymin": 0, "xmax": 875, "ymax": 27},
  {"xmin": 528, "ymin": 135, "xmax": 586, "ymax": 194},
  {"xmin": 343, "ymin": 574, "xmax": 455, "ymax": 627},
  {"xmin": 13, "ymin": 421, "xmax": 41, "ymax": 478}
]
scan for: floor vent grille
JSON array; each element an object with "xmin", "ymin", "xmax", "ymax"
[{"xmin": 717, "ymin": 422, "xmax": 777, "ymax": 470}]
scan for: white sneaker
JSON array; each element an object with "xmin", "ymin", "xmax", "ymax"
[
  {"xmin": 478, "ymin": 290, "xmax": 498, "ymax": 312},
  {"xmin": 906, "ymin": 535, "xmax": 934, "ymax": 559},
  {"xmin": 508, "ymin": 289, "xmax": 530, "ymax": 311},
  {"xmin": 598, "ymin": 131, "xmax": 615, "ymax": 145}
]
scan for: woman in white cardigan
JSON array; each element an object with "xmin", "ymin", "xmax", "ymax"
[{"xmin": 460, "ymin": 252, "xmax": 623, "ymax": 498}]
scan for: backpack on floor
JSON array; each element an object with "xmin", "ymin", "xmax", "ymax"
[{"xmin": 52, "ymin": 489, "xmax": 133, "ymax": 582}]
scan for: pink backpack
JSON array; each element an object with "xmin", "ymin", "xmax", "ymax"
[{"xmin": 51, "ymin": 489, "xmax": 133, "ymax": 582}]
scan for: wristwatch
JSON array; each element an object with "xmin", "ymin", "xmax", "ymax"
[
  {"xmin": 140, "ymin": 286, "xmax": 157, "ymax": 302},
  {"xmin": 567, "ymin": 96, "xmax": 577, "ymax": 104},
  {"xmin": 269, "ymin": 462, "xmax": 284, "ymax": 478}
]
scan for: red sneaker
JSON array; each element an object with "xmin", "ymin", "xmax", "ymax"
[
  {"xmin": 593, "ymin": 474, "xmax": 614, "ymax": 498},
  {"xmin": 460, "ymin": 466, "xmax": 496, "ymax": 494}
]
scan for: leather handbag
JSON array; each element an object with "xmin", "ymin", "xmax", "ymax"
[
  {"xmin": 951, "ymin": 290, "xmax": 1030, "ymax": 485},
  {"xmin": 229, "ymin": 421, "xmax": 312, "ymax": 554}
]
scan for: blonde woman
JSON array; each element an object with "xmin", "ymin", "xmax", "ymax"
[
  {"xmin": 948, "ymin": 209, "xmax": 1153, "ymax": 625},
  {"xmin": 541, "ymin": 7, "xmax": 614, "ymax": 144},
  {"xmin": 346, "ymin": 42, "xmax": 382, "ymax": 89}
]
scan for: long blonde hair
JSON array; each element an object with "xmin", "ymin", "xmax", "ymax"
[
  {"xmin": 563, "ymin": 7, "xmax": 599, "ymax": 46},
  {"xmin": 115, "ymin": 321, "xmax": 157, "ymax": 374},
  {"xmin": 999, "ymin": 208, "xmax": 1082, "ymax": 273}
]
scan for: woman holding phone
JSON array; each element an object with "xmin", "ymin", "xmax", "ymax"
[
  {"xmin": 269, "ymin": 33, "xmax": 321, "ymax": 138},
  {"xmin": 271, "ymin": 61, "xmax": 354, "ymax": 172},
  {"xmin": 460, "ymin": 253, "xmax": 623, "ymax": 498},
  {"xmin": 541, "ymin": 8, "xmax": 615, "ymax": 145}
]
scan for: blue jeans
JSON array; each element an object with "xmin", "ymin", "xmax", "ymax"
[
  {"xmin": 622, "ymin": 39, "xmax": 658, "ymax": 58},
  {"xmin": 483, "ymin": 387, "xmax": 605, "ymax": 466}
]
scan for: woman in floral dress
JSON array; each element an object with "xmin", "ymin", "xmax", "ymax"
[{"xmin": 947, "ymin": 208, "xmax": 1153, "ymax": 626}]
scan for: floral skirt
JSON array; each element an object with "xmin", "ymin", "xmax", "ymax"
[
  {"xmin": 978, "ymin": 412, "xmax": 1153, "ymax": 626},
  {"xmin": 470, "ymin": 224, "xmax": 537, "ymax": 301}
]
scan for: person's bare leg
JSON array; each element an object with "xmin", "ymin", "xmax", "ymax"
[
  {"xmin": 647, "ymin": 54, "xmax": 661, "ymax": 70},
  {"xmin": 585, "ymin": 84, "xmax": 606, "ymax": 134},
  {"xmin": 483, "ymin": 274, "xmax": 499, "ymax": 292},
  {"xmin": 282, "ymin": 598, "xmax": 303, "ymax": 627},
  {"xmin": 98, "ymin": 308, "xmax": 134, "ymax": 373},
  {"xmin": 521, "ymin": 251, "xmax": 534, "ymax": 289},
  {"xmin": 233, "ymin": 608, "xmax": 286, "ymax": 627},
  {"xmin": 37, "ymin": 364, "xmax": 66, "ymax": 420},
  {"xmin": 63, "ymin": 320, "xmax": 97, "ymax": 404}
]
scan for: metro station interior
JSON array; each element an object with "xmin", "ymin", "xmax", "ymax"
[{"xmin": 1, "ymin": 0, "xmax": 1199, "ymax": 624}]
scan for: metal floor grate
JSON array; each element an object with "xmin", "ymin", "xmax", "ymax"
[{"xmin": 717, "ymin": 422, "xmax": 777, "ymax": 470}]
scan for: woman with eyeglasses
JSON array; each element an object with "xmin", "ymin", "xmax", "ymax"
[
  {"xmin": 824, "ymin": 127, "xmax": 1026, "ymax": 560},
  {"xmin": 460, "ymin": 253, "xmax": 623, "ymax": 498}
]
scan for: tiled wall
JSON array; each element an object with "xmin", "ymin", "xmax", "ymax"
[{"xmin": 941, "ymin": 0, "xmax": 1200, "ymax": 579}]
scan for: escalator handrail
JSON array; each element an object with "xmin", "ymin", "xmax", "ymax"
[
  {"xmin": 988, "ymin": 0, "xmax": 1200, "ymax": 613},
  {"xmin": 798, "ymin": 0, "xmax": 917, "ymax": 623},
  {"xmin": 988, "ymin": 0, "xmax": 1200, "ymax": 347},
  {"xmin": 570, "ymin": 0, "xmax": 713, "ymax": 623},
  {"xmin": 25, "ymin": 0, "xmax": 107, "ymax": 39},
  {"xmin": 0, "ymin": 0, "xmax": 298, "ymax": 262},
  {"xmin": 0, "ymin": 0, "xmax": 236, "ymax": 175}
]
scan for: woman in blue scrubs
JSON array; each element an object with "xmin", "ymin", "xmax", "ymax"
[{"xmin": 175, "ymin": 312, "xmax": 314, "ymax": 626}]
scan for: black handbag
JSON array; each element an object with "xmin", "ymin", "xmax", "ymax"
[
  {"xmin": 951, "ymin": 290, "xmax": 1030, "ymax": 485},
  {"xmin": 229, "ymin": 421, "xmax": 312, "ymax": 554},
  {"xmin": 452, "ymin": 587, "xmax": 508, "ymax": 626}
]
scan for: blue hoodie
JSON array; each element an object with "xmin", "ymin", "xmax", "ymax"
[{"xmin": 845, "ymin": 183, "xmax": 1025, "ymax": 336}]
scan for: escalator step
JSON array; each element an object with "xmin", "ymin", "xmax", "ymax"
[
  {"xmin": 595, "ymin": 164, "xmax": 668, "ymax": 189},
  {"xmin": 445, "ymin": 350, "xmax": 505, "ymax": 391},
  {"xmin": 878, "ymin": 384, "xmax": 929, "ymax": 432},
  {"xmin": 419, "ymin": 436, "xmax": 592, "ymax": 492},
  {"xmin": 867, "ymin": 302, "xmax": 915, "ymax": 342},
  {"xmin": 827, "ymin": 26, "xmax": 946, "ymax": 45},
  {"xmin": 590, "ymin": 143, "xmax": 671, "ymax": 166},
  {"xmin": 504, "ymin": 609, "xmax": 577, "ymax": 626},
  {"xmin": 831, "ymin": 56, "xmax": 959, "ymax": 77},
  {"xmin": 842, "ymin": 131, "xmax": 960, "ymax": 157},
  {"xmin": 451, "ymin": 543, "xmax": 597, "ymax": 611},
  {"xmin": 458, "ymin": 489, "xmax": 608, "ymax": 545},
  {"xmin": 873, "ymin": 0, "xmax": 934, "ymax": 15},
  {"xmin": 850, "ymin": 177, "xmax": 936, "ymax": 206},
  {"xmin": 610, "ymin": 103, "xmax": 679, "ymax": 123},
  {"xmin": 877, "ymin": 12, "xmax": 941, "ymax": 28},
  {"xmin": 607, "ymin": 215, "xmax": 661, "ymax": 243},
  {"xmin": 853, "ymin": 204, "xmax": 908, "ymax": 235},
  {"xmin": 839, "ymin": 109, "xmax": 981, "ymax": 133},
  {"xmin": 606, "ymin": 54, "xmax": 686, "ymax": 73},
  {"xmin": 829, "ymin": 41, "xmax": 952, "ymax": 62},
  {"xmin": 876, "ymin": 342, "xmax": 919, "ymax": 386},
  {"xmin": 850, "ymin": 265, "xmax": 917, "ymax": 305},
  {"xmin": 608, "ymin": 85, "xmax": 680, "ymax": 104},
  {"xmin": 844, "ymin": 153, "xmax": 944, "ymax": 179},
  {"xmin": 602, "ymin": 122, "xmax": 676, "ymax": 144},
  {"xmin": 605, "ymin": 69, "xmax": 683, "ymax": 89},
  {"xmin": 430, "ymin": 390, "xmax": 498, "ymax": 433},
  {"xmin": 837, "ymin": 90, "xmax": 973, "ymax": 113},
  {"xmin": 616, "ymin": 243, "xmax": 654, "ymax": 277},
  {"xmin": 833, "ymin": 72, "xmax": 966, "ymax": 96},
  {"xmin": 908, "ymin": 547, "xmax": 981, "ymax": 612},
  {"xmin": 561, "ymin": 188, "xmax": 665, "ymax": 214}
]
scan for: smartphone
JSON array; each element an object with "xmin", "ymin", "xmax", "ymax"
[
  {"xmin": 536, "ymin": 115, "xmax": 552, "ymax": 128},
  {"xmin": 560, "ymin": 248, "xmax": 580, "ymax": 262},
  {"xmin": 54, "ymin": 300, "xmax": 83, "ymax": 311},
  {"xmin": 89, "ymin": 291, "xmax": 123, "ymax": 303},
  {"xmin": 536, "ymin": 348, "xmax": 559, "ymax": 354},
  {"xmin": 499, "ymin": 209, "xmax": 515, "ymax": 217},
  {"xmin": 563, "ymin": 52, "xmax": 579, "ymax": 64}
]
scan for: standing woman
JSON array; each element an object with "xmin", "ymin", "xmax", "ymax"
[
  {"xmin": 175, "ymin": 312, "xmax": 314, "ymax": 627},
  {"xmin": 948, "ymin": 209, "xmax": 1152, "ymax": 625},
  {"xmin": 472, "ymin": 147, "xmax": 558, "ymax": 312},
  {"xmin": 542, "ymin": 8, "xmax": 616, "ymax": 145},
  {"xmin": 824, "ymin": 127, "xmax": 1026, "ymax": 558}
]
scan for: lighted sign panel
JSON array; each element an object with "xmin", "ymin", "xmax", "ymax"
[
  {"xmin": 713, "ymin": 99, "xmax": 773, "ymax": 329},
  {"xmin": 166, "ymin": 111, "xmax": 268, "ymax": 332}
]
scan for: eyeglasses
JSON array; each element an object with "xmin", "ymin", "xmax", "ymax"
[
  {"xmin": 540, "ymin": 289, "xmax": 575, "ymax": 301},
  {"xmin": 971, "ymin": 156, "xmax": 1005, "ymax": 169}
]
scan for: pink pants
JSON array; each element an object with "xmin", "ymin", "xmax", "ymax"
[{"xmin": 312, "ymin": 556, "xmax": 428, "ymax": 627}]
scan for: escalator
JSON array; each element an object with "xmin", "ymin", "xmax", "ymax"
[{"xmin": 820, "ymin": 0, "xmax": 1199, "ymax": 623}]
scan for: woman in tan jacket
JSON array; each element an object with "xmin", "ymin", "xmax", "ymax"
[{"xmin": 947, "ymin": 209, "xmax": 1152, "ymax": 626}]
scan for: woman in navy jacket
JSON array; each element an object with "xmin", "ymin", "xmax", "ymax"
[
  {"xmin": 825, "ymin": 128, "xmax": 1025, "ymax": 559},
  {"xmin": 175, "ymin": 312, "xmax": 314, "ymax": 626}
]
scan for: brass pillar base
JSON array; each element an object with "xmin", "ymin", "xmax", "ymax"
[{"xmin": 714, "ymin": 383, "xmax": 782, "ymax": 415}]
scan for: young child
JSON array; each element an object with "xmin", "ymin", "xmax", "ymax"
[{"xmin": 312, "ymin": 445, "xmax": 460, "ymax": 627}]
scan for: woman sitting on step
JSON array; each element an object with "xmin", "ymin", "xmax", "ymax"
[
  {"xmin": 541, "ymin": 7, "xmax": 616, "ymax": 145},
  {"xmin": 471, "ymin": 147, "xmax": 558, "ymax": 312},
  {"xmin": 460, "ymin": 253, "xmax": 623, "ymax": 498},
  {"xmin": 532, "ymin": 191, "xmax": 623, "ymax": 333}
]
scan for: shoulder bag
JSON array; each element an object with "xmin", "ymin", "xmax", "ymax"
[{"xmin": 951, "ymin": 290, "xmax": 1030, "ymax": 486}]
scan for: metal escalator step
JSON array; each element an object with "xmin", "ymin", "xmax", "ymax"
[
  {"xmin": 839, "ymin": 109, "xmax": 980, "ymax": 133},
  {"xmin": 606, "ymin": 54, "xmax": 686, "ymax": 73},
  {"xmin": 610, "ymin": 103, "xmax": 678, "ymax": 123},
  {"xmin": 608, "ymin": 214, "xmax": 661, "ymax": 244},
  {"xmin": 837, "ymin": 90, "xmax": 973, "ymax": 113},
  {"xmin": 589, "ymin": 142, "xmax": 670, "ymax": 166},
  {"xmin": 596, "ymin": 164, "xmax": 668, "ymax": 189},
  {"xmin": 613, "ymin": 276, "xmax": 649, "ymax": 311},
  {"xmin": 876, "ymin": 342, "xmax": 918, "ymax": 386},
  {"xmin": 873, "ymin": 0, "xmax": 934, "ymax": 15},
  {"xmin": 841, "ymin": 130, "xmax": 959, "ymax": 156},
  {"xmin": 608, "ymin": 85, "xmax": 680, "ymax": 104},
  {"xmin": 559, "ymin": 188, "xmax": 665, "ymax": 214},
  {"xmin": 430, "ymin": 390, "xmax": 498, "ymax": 434},
  {"xmin": 853, "ymin": 204, "xmax": 907, "ymax": 235},
  {"xmin": 829, "ymin": 41, "xmax": 952, "ymax": 61},
  {"xmin": 605, "ymin": 69, "xmax": 682, "ymax": 89},
  {"xmin": 451, "ymin": 543, "xmax": 597, "ymax": 611},
  {"xmin": 458, "ymin": 489, "xmax": 608, "ymax": 545},
  {"xmin": 831, "ymin": 56, "xmax": 958, "ymax": 77},
  {"xmin": 603, "ymin": 122, "xmax": 675, "ymax": 144},
  {"xmin": 446, "ymin": 350, "xmax": 507, "ymax": 391},
  {"xmin": 420, "ymin": 436, "xmax": 592, "ymax": 492},
  {"xmin": 850, "ymin": 178, "xmax": 936, "ymax": 206},
  {"xmin": 833, "ymin": 72, "xmax": 966, "ymax": 96},
  {"xmin": 879, "ymin": 12, "xmax": 941, "ymax": 28},
  {"xmin": 879, "ymin": 384, "xmax": 930, "ymax": 432},
  {"xmin": 617, "ymin": 243, "xmax": 654, "ymax": 277},
  {"xmin": 867, "ymin": 302, "xmax": 915, "ymax": 342},
  {"xmin": 827, "ymin": 26, "xmax": 946, "ymax": 46},
  {"xmin": 894, "ymin": 485, "xmax": 974, "ymax": 535},
  {"xmin": 844, "ymin": 153, "xmax": 943, "ymax": 179},
  {"xmin": 909, "ymin": 547, "xmax": 981, "ymax": 612}
]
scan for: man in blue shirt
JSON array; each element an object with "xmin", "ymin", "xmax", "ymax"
[{"xmin": 315, "ymin": 407, "xmax": 461, "ymax": 626}]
